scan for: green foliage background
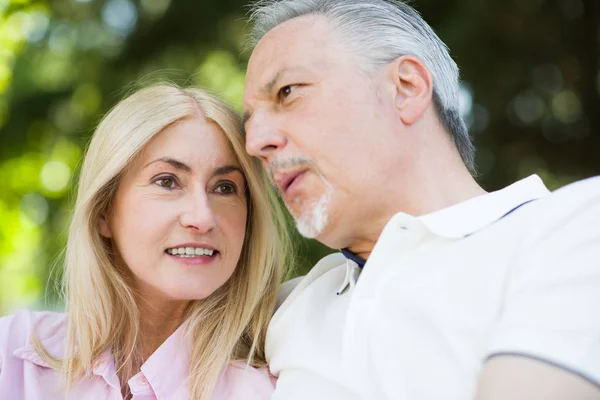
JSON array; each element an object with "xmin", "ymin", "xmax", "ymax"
[{"xmin": 0, "ymin": 0, "xmax": 598, "ymax": 314}]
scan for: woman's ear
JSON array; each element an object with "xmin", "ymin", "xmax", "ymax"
[
  {"xmin": 388, "ymin": 55, "xmax": 434, "ymax": 125},
  {"xmin": 98, "ymin": 215, "xmax": 113, "ymax": 238}
]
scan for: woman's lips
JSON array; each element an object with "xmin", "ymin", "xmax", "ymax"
[
  {"xmin": 165, "ymin": 251, "xmax": 219, "ymax": 266},
  {"xmin": 164, "ymin": 246, "xmax": 220, "ymax": 266}
]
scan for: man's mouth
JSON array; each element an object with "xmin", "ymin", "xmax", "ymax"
[
  {"xmin": 274, "ymin": 169, "xmax": 308, "ymax": 196},
  {"xmin": 165, "ymin": 247, "xmax": 218, "ymax": 258}
]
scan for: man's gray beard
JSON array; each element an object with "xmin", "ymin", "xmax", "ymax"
[
  {"xmin": 294, "ymin": 188, "xmax": 331, "ymax": 238},
  {"xmin": 266, "ymin": 156, "xmax": 333, "ymax": 238}
]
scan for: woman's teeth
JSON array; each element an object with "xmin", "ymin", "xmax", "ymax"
[{"xmin": 166, "ymin": 247, "xmax": 215, "ymax": 257}]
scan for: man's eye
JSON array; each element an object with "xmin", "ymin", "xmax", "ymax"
[
  {"xmin": 278, "ymin": 85, "xmax": 295, "ymax": 101},
  {"xmin": 214, "ymin": 182, "xmax": 237, "ymax": 195},
  {"xmin": 154, "ymin": 176, "xmax": 177, "ymax": 189}
]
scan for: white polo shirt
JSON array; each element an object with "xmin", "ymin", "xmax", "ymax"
[{"xmin": 266, "ymin": 175, "xmax": 600, "ymax": 399}]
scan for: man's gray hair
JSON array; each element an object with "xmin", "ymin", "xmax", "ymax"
[{"xmin": 247, "ymin": 0, "xmax": 476, "ymax": 173}]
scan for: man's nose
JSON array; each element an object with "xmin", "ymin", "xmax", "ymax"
[
  {"xmin": 245, "ymin": 114, "xmax": 287, "ymax": 161},
  {"xmin": 179, "ymin": 192, "xmax": 216, "ymax": 233}
]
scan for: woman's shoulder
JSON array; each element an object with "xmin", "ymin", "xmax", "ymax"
[
  {"xmin": 0, "ymin": 310, "xmax": 67, "ymax": 361},
  {"xmin": 0, "ymin": 309, "xmax": 66, "ymax": 340},
  {"xmin": 214, "ymin": 362, "xmax": 275, "ymax": 399}
]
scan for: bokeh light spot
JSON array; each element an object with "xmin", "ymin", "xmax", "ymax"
[
  {"xmin": 41, "ymin": 160, "xmax": 71, "ymax": 193},
  {"xmin": 49, "ymin": 23, "xmax": 76, "ymax": 55},
  {"xmin": 32, "ymin": 51, "xmax": 77, "ymax": 91},
  {"xmin": 511, "ymin": 90, "xmax": 545, "ymax": 125},
  {"xmin": 551, "ymin": 90, "xmax": 581, "ymax": 124},
  {"xmin": 71, "ymin": 83, "xmax": 102, "ymax": 116},
  {"xmin": 19, "ymin": 193, "xmax": 49, "ymax": 227},
  {"xmin": 532, "ymin": 64, "xmax": 563, "ymax": 94},
  {"xmin": 102, "ymin": 0, "xmax": 138, "ymax": 37},
  {"xmin": 26, "ymin": 10, "xmax": 50, "ymax": 43},
  {"xmin": 140, "ymin": 0, "xmax": 170, "ymax": 18},
  {"xmin": 0, "ymin": 98, "xmax": 8, "ymax": 128},
  {"xmin": 194, "ymin": 51, "xmax": 245, "ymax": 111},
  {"xmin": 0, "ymin": 61, "xmax": 12, "ymax": 92},
  {"xmin": 459, "ymin": 83, "xmax": 473, "ymax": 119}
]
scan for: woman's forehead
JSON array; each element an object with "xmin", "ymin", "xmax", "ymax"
[{"xmin": 138, "ymin": 117, "xmax": 240, "ymax": 171}]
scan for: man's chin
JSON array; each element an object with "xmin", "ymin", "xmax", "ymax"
[
  {"xmin": 295, "ymin": 219, "xmax": 323, "ymax": 239},
  {"xmin": 289, "ymin": 188, "xmax": 333, "ymax": 239},
  {"xmin": 293, "ymin": 208, "xmax": 330, "ymax": 239}
]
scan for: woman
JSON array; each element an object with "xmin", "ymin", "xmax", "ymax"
[{"xmin": 0, "ymin": 85, "xmax": 291, "ymax": 399}]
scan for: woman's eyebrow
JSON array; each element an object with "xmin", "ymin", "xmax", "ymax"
[
  {"xmin": 213, "ymin": 165, "xmax": 244, "ymax": 178},
  {"xmin": 143, "ymin": 159, "xmax": 243, "ymax": 179},
  {"xmin": 143, "ymin": 157, "xmax": 191, "ymax": 172}
]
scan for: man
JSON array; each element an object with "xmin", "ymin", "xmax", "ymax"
[{"xmin": 242, "ymin": 0, "xmax": 600, "ymax": 398}]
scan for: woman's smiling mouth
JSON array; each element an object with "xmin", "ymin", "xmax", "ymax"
[{"xmin": 165, "ymin": 246, "xmax": 218, "ymax": 258}]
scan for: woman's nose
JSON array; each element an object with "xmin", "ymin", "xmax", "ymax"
[{"xmin": 179, "ymin": 192, "xmax": 216, "ymax": 233}]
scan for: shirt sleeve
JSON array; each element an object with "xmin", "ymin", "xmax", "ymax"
[
  {"xmin": 0, "ymin": 314, "xmax": 12, "ymax": 376},
  {"xmin": 0, "ymin": 313, "xmax": 19, "ymax": 389},
  {"xmin": 486, "ymin": 181, "xmax": 600, "ymax": 387},
  {"xmin": 215, "ymin": 363, "xmax": 275, "ymax": 399},
  {"xmin": 0, "ymin": 320, "xmax": 3, "ymax": 377}
]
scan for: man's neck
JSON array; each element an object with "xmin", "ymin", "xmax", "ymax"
[{"xmin": 347, "ymin": 167, "xmax": 486, "ymax": 260}]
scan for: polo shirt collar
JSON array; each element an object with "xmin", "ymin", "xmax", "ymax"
[
  {"xmin": 419, "ymin": 174, "xmax": 550, "ymax": 238},
  {"xmin": 340, "ymin": 175, "xmax": 550, "ymax": 266},
  {"xmin": 341, "ymin": 248, "xmax": 366, "ymax": 268}
]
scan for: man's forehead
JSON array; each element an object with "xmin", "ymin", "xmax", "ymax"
[
  {"xmin": 246, "ymin": 17, "xmax": 342, "ymax": 94},
  {"xmin": 253, "ymin": 13, "xmax": 332, "ymax": 52}
]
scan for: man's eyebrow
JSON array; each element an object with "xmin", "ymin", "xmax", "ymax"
[
  {"xmin": 243, "ymin": 68, "xmax": 289, "ymax": 126},
  {"xmin": 143, "ymin": 157, "xmax": 191, "ymax": 172},
  {"xmin": 242, "ymin": 111, "xmax": 252, "ymax": 126},
  {"xmin": 213, "ymin": 165, "xmax": 244, "ymax": 178},
  {"xmin": 265, "ymin": 69, "xmax": 285, "ymax": 95}
]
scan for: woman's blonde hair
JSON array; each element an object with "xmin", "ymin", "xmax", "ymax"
[{"xmin": 36, "ymin": 84, "xmax": 291, "ymax": 399}]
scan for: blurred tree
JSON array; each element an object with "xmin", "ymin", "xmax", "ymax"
[{"xmin": 0, "ymin": 0, "xmax": 598, "ymax": 314}]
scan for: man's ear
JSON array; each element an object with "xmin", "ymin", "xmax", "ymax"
[
  {"xmin": 98, "ymin": 214, "xmax": 112, "ymax": 238},
  {"xmin": 387, "ymin": 55, "xmax": 434, "ymax": 125}
]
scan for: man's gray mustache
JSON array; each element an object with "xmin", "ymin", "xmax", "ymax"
[{"xmin": 266, "ymin": 157, "xmax": 313, "ymax": 187}]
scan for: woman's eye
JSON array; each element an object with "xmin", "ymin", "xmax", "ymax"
[
  {"xmin": 214, "ymin": 182, "xmax": 237, "ymax": 195},
  {"xmin": 154, "ymin": 176, "xmax": 177, "ymax": 189}
]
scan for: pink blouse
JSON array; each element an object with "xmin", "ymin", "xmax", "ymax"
[{"xmin": 0, "ymin": 310, "xmax": 275, "ymax": 399}]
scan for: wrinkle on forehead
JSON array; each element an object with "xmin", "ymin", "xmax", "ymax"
[
  {"xmin": 244, "ymin": 14, "xmax": 348, "ymax": 105},
  {"xmin": 133, "ymin": 116, "xmax": 239, "ymax": 176},
  {"xmin": 247, "ymin": 15, "xmax": 335, "ymax": 80},
  {"xmin": 251, "ymin": 14, "xmax": 333, "ymax": 58}
]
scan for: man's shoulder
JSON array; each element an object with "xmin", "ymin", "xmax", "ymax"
[
  {"xmin": 519, "ymin": 176, "xmax": 600, "ymax": 237},
  {"xmin": 276, "ymin": 253, "xmax": 347, "ymax": 309},
  {"xmin": 306, "ymin": 252, "xmax": 348, "ymax": 278},
  {"xmin": 222, "ymin": 363, "xmax": 275, "ymax": 398},
  {"xmin": 275, "ymin": 277, "xmax": 304, "ymax": 309},
  {"xmin": 496, "ymin": 176, "xmax": 600, "ymax": 234},
  {"xmin": 544, "ymin": 175, "xmax": 600, "ymax": 208}
]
